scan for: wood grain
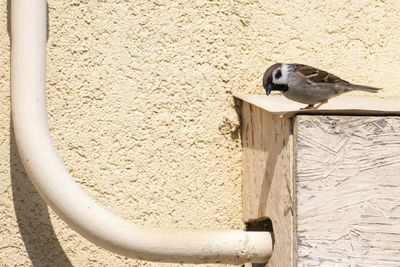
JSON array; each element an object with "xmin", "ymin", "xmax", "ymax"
[
  {"xmin": 295, "ymin": 116, "xmax": 400, "ymax": 266},
  {"xmin": 241, "ymin": 101, "xmax": 294, "ymax": 267},
  {"xmin": 234, "ymin": 94, "xmax": 400, "ymax": 117}
]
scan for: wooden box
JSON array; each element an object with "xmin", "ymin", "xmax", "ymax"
[{"xmin": 235, "ymin": 95, "xmax": 400, "ymax": 267}]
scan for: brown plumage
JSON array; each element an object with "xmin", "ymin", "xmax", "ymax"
[{"xmin": 263, "ymin": 63, "xmax": 382, "ymax": 109}]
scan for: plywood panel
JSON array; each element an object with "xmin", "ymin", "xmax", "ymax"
[
  {"xmin": 296, "ymin": 116, "xmax": 400, "ymax": 266},
  {"xmin": 241, "ymin": 101, "xmax": 294, "ymax": 267}
]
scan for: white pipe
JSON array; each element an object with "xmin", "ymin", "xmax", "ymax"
[{"xmin": 10, "ymin": 0, "xmax": 273, "ymax": 264}]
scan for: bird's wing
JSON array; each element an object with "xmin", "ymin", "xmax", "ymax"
[{"xmin": 292, "ymin": 64, "xmax": 349, "ymax": 85}]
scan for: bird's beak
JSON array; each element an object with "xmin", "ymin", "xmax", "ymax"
[{"xmin": 265, "ymin": 84, "xmax": 273, "ymax": 96}]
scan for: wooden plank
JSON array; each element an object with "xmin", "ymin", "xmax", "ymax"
[
  {"xmin": 240, "ymin": 101, "xmax": 294, "ymax": 267},
  {"xmin": 234, "ymin": 94, "xmax": 400, "ymax": 117},
  {"xmin": 295, "ymin": 116, "xmax": 400, "ymax": 266}
]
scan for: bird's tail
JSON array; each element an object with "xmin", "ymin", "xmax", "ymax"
[{"xmin": 350, "ymin": 84, "xmax": 382, "ymax": 93}]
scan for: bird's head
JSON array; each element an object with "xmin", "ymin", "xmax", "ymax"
[{"xmin": 262, "ymin": 63, "xmax": 289, "ymax": 95}]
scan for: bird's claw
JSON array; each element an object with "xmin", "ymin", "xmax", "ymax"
[{"xmin": 300, "ymin": 104, "xmax": 315, "ymax": 110}]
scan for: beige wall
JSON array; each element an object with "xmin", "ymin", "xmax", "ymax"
[{"xmin": 1, "ymin": 0, "xmax": 399, "ymax": 266}]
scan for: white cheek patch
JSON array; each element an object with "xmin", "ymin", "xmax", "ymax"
[{"xmin": 273, "ymin": 64, "xmax": 290, "ymax": 85}]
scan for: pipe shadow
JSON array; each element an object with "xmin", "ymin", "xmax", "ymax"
[
  {"xmin": 10, "ymin": 120, "xmax": 73, "ymax": 266},
  {"xmin": 8, "ymin": 1, "xmax": 71, "ymax": 264}
]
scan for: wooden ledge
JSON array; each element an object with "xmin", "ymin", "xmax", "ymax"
[
  {"xmin": 237, "ymin": 93, "xmax": 400, "ymax": 266},
  {"xmin": 233, "ymin": 94, "xmax": 400, "ymax": 117}
]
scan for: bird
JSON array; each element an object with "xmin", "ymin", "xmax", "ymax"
[{"xmin": 262, "ymin": 63, "xmax": 382, "ymax": 109}]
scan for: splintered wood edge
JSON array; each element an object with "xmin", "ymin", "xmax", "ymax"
[{"xmin": 233, "ymin": 94, "xmax": 400, "ymax": 118}]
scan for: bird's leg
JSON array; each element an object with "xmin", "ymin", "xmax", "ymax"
[
  {"xmin": 301, "ymin": 104, "xmax": 315, "ymax": 110},
  {"xmin": 313, "ymin": 100, "xmax": 328, "ymax": 110}
]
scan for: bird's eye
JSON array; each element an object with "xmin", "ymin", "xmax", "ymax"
[{"xmin": 275, "ymin": 69, "xmax": 282, "ymax": 79}]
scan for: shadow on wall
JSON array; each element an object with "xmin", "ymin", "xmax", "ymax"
[
  {"xmin": 8, "ymin": 0, "xmax": 71, "ymax": 265},
  {"xmin": 10, "ymin": 121, "xmax": 73, "ymax": 266}
]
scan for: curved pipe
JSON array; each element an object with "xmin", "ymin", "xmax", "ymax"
[{"xmin": 10, "ymin": 0, "xmax": 273, "ymax": 264}]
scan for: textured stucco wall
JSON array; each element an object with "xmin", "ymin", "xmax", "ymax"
[{"xmin": 1, "ymin": 0, "xmax": 399, "ymax": 266}]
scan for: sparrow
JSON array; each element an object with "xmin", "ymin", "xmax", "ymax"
[{"xmin": 263, "ymin": 63, "xmax": 382, "ymax": 109}]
